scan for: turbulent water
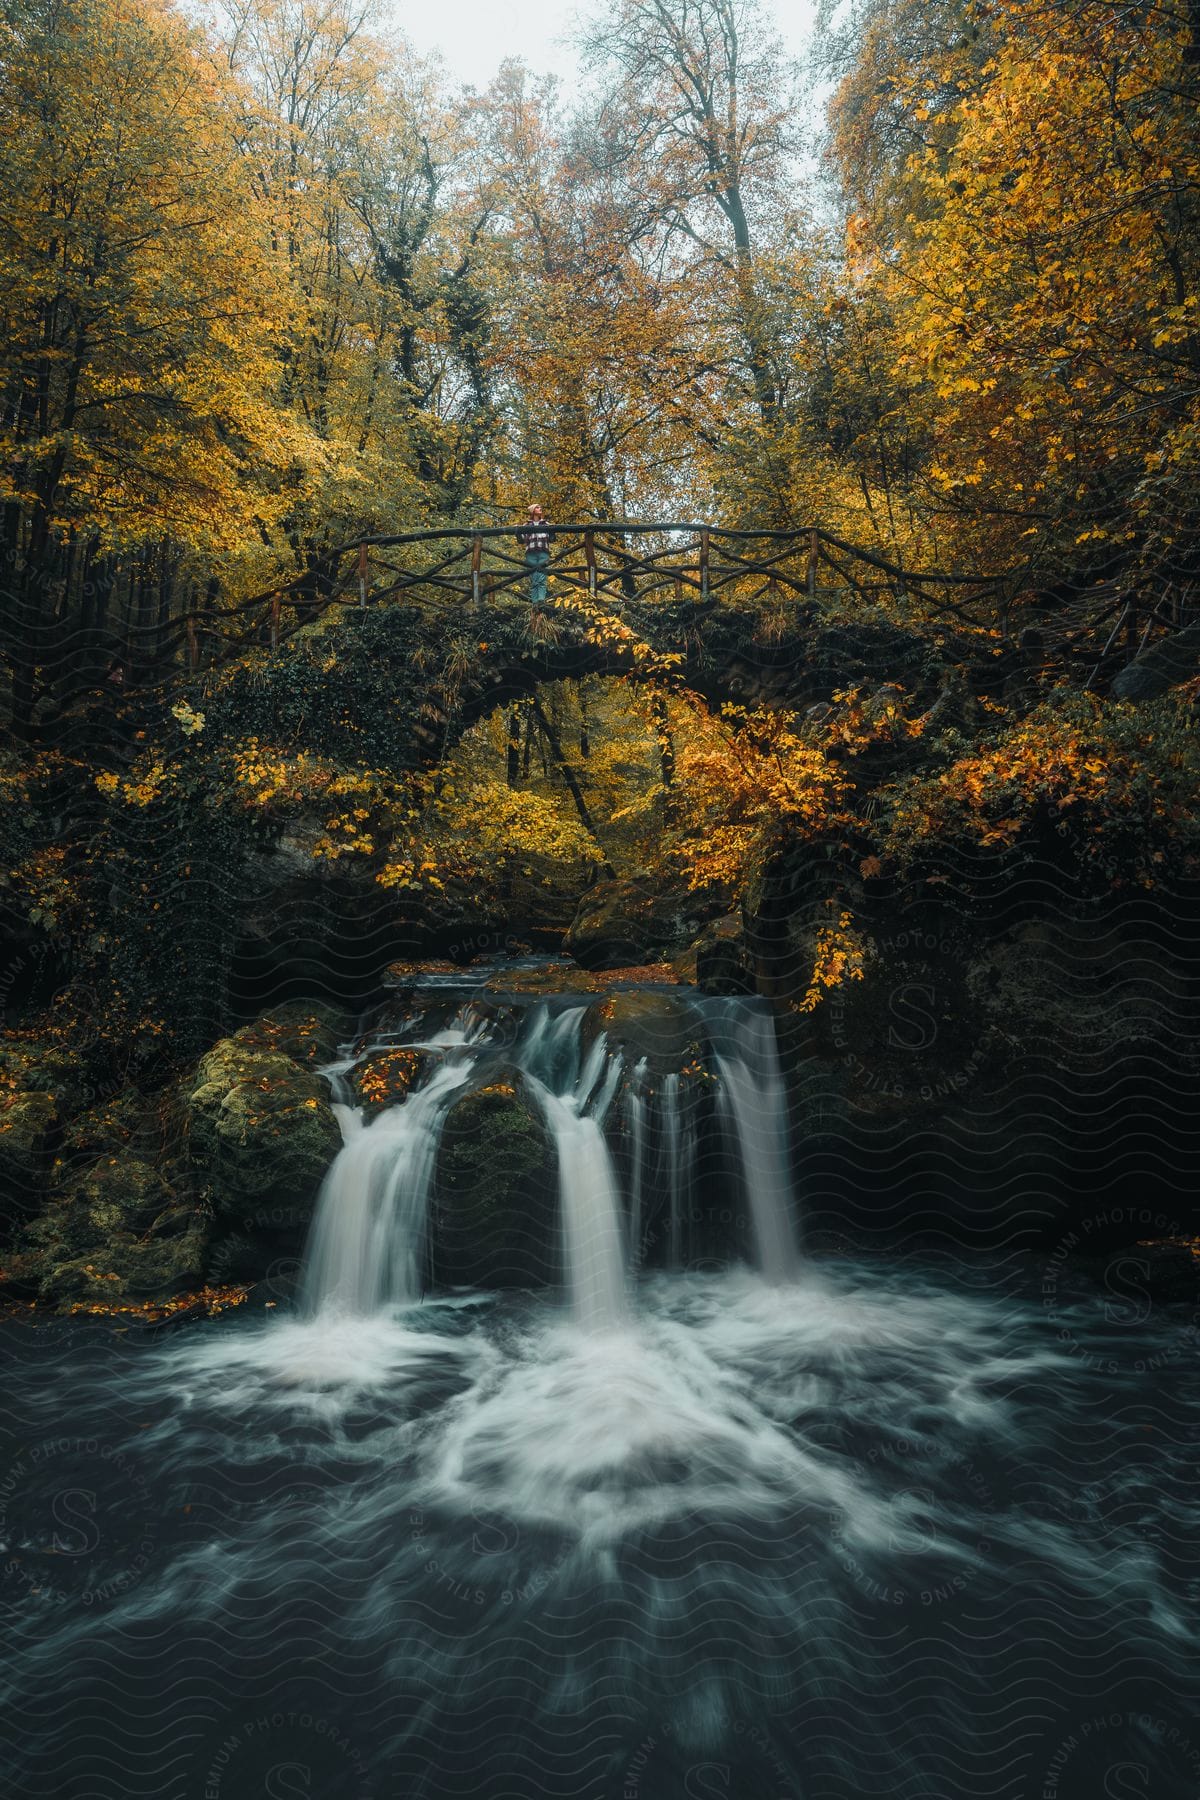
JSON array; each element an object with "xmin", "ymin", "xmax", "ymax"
[
  {"xmin": 2, "ymin": 978, "xmax": 1198, "ymax": 1799},
  {"xmin": 300, "ymin": 990, "xmax": 801, "ymax": 1320}
]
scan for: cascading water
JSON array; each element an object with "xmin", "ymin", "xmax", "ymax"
[
  {"xmin": 297, "ymin": 978, "xmax": 803, "ymax": 1318},
  {"xmin": 713, "ymin": 1003, "xmax": 802, "ymax": 1281},
  {"xmin": 299, "ymin": 1056, "xmax": 473, "ymax": 1314},
  {"xmin": 11, "ymin": 962, "xmax": 1196, "ymax": 1800}
]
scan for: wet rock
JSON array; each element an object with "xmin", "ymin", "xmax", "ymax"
[
  {"xmin": 232, "ymin": 1002, "xmax": 349, "ymax": 1067},
  {"xmin": 382, "ymin": 959, "xmax": 459, "ymax": 988},
  {"xmin": 432, "ymin": 1069, "xmax": 558, "ymax": 1288},
  {"xmin": 19, "ymin": 1155, "xmax": 208, "ymax": 1308},
  {"xmin": 352, "ymin": 1047, "xmax": 432, "ymax": 1120},
  {"xmin": 565, "ymin": 878, "xmax": 719, "ymax": 969},
  {"xmin": 692, "ymin": 914, "xmax": 757, "ymax": 996},
  {"xmin": 185, "ymin": 1035, "xmax": 342, "ymax": 1223},
  {"xmin": 480, "ymin": 962, "xmax": 602, "ymax": 996},
  {"xmin": 579, "ymin": 990, "xmax": 706, "ymax": 1079},
  {"xmin": 0, "ymin": 1091, "xmax": 58, "ymax": 1213},
  {"xmin": 205, "ymin": 1226, "xmax": 305, "ymax": 1291}
]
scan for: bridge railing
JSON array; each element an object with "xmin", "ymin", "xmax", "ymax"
[{"xmin": 109, "ymin": 523, "xmax": 1013, "ymax": 683}]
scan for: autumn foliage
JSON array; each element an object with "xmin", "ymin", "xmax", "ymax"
[{"xmin": 0, "ymin": 0, "xmax": 1197, "ymax": 1075}]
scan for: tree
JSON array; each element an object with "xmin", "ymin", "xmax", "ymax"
[
  {"xmin": 825, "ymin": 0, "xmax": 1200, "ymax": 620},
  {"xmin": 578, "ymin": 0, "xmax": 805, "ymax": 518},
  {"xmin": 0, "ymin": 0, "xmax": 301, "ymax": 735}
]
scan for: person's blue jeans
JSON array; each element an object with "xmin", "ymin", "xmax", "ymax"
[{"xmin": 526, "ymin": 550, "xmax": 549, "ymax": 605}]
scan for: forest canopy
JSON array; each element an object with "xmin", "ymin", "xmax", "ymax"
[{"xmin": 1, "ymin": 0, "xmax": 1198, "ymax": 1077}]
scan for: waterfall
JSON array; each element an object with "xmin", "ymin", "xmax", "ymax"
[
  {"xmin": 714, "ymin": 1007, "xmax": 801, "ymax": 1282},
  {"xmin": 299, "ymin": 1057, "xmax": 474, "ymax": 1315},
  {"xmin": 627, "ymin": 1065, "xmax": 648, "ymax": 1267},
  {"xmin": 661, "ymin": 1072, "xmax": 698, "ymax": 1268},
  {"xmin": 528, "ymin": 1083, "xmax": 628, "ymax": 1331},
  {"xmin": 298, "ymin": 978, "xmax": 800, "ymax": 1320},
  {"xmin": 525, "ymin": 1012, "xmax": 628, "ymax": 1330}
]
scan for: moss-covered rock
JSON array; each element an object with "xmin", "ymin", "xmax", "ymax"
[
  {"xmin": 54, "ymin": 1153, "xmax": 175, "ymax": 1237},
  {"xmin": 564, "ymin": 878, "xmax": 720, "ymax": 970},
  {"xmin": 480, "ymin": 961, "xmax": 603, "ymax": 995},
  {"xmin": 432, "ymin": 1069, "xmax": 558, "ymax": 1287},
  {"xmin": 231, "ymin": 1002, "xmax": 349, "ymax": 1067},
  {"xmin": 35, "ymin": 1218, "xmax": 209, "ymax": 1308},
  {"xmin": 693, "ymin": 913, "xmax": 757, "ymax": 995},
  {"xmin": 352, "ymin": 1047, "xmax": 431, "ymax": 1120},
  {"xmin": 0, "ymin": 1090, "xmax": 58, "ymax": 1208},
  {"xmin": 61, "ymin": 1088, "xmax": 162, "ymax": 1161},
  {"xmin": 0, "ymin": 1035, "xmax": 93, "ymax": 1119},
  {"xmin": 580, "ymin": 990, "xmax": 706, "ymax": 1079},
  {"xmin": 18, "ymin": 1155, "xmax": 208, "ymax": 1308},
  {"xmin": 185, "ymin": 1035, "xmax": 342, "ymax": 1222}
]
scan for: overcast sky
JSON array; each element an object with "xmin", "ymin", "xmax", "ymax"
[{"xmin": 392, "ymin": 0, "xmax": 820, "ymax": 96}]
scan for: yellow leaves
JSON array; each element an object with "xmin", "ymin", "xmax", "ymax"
[
  {"xmin": 0, "ymin": 0, "xmax": 308, "ymax": 549},
  {"xmin": 170, "ymin": 700, "xmax": 205, "ymax": 736},
  {"xmin": 878, "ymin": 689, "xmax": 1200, "ymax": 886},
  {"xmin": 842, "ymin": 0, "xmax": 1199, "ymax": 583},
  {"xmin": 799, "ymin": 911, "xmax": 867, "ymax": 1013},
  {"xmin": 672, "ymin": 700, "xmax": 851, "ymax": 892},
  {"xmin": 96, "ymin": 761, "xmax": 170, "ymax": 808}
]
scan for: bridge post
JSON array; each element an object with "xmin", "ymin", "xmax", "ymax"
[
  {"xmin": 471, "ymin": 534, "xmax": 482, "ymax": 610},
  {"xmin": 270, "ymin": 593, "xmax": 280, "ymax": 652},
  {"xmin": 699, "ymin": 528, "xmax": 709, "ymax": 603},
  {"xmin": 584, "ymin": 529, "xmax": 596, "ymax": 602},
  {"xmin": 357, "ymin": 542, "xmax": 367, "ymax": 609},
  {"xmin": 187, "ymin": 609, "xmax": 198, "ymax": 672},
  {"xmin": 807, "ymin": 530, "xmax": 819, "ymax": 598}
]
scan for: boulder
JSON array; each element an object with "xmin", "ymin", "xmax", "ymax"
[
  {"xmin": 185, "ymin": 1035, "xmax": 342, "ymax": 1223},
  {"xmin": 692, "ymin": 913, "xmax": 757, "ymax": 995},
  {"xmin": 0, "ymin": 1035, "xmax": 93, "ymax": 1121},
  {"xmin": 565, "ymin": 878, "xmax": 718, "ymax": 969},
  {"xmin": 232, "ymin": 1002, "xmax": 349, "ymax": 1067},
  {"xmin": 965, "ymin": 921, "xmax": 1177, "ymax": 1074},
  {"xmin": 61, "ymin": 1087, "xmax": 161, "ymax": 1160},
  {"xmin": 352, "ymin": 1047, "xmax": 432, "ymax": 1120},
  {"xmin": 18, "ymin": 1155, "xmax": 208, "ymax": 1308},
  {"xmin": 53, "ymin": 1152, "xmax": 175, "ymax": 1238},
  {"xmin": 579, "ymin": 990, "xmax": 707, "ymax": 1079},
  {"xmin": 35, "ymin": 1222, "xmax": 209, "ymax": 1309},
  {"xmin": 0, "ymin": 1091, "xmax": 58, "ymax": 1214},
  {"xmin": 811, "ymin": 925, "xmax": 980, "ymax": 1127},
  {"xmin": 432, "ymin": 1069, "xmax": 558, "ymax": 1287},
  {"xmin": 480, "ymin": 961, "xmax": 603, "ymax": 996}
]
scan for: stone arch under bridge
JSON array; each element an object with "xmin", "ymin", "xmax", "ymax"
[{"xmin": 171, "ymin": 522, "xmax": 1013, "ymax": 761}]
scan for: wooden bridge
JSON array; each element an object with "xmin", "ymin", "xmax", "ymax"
[{"xmin": 168, "ymin": 523, "xmax": 1009, "ymax": 672}]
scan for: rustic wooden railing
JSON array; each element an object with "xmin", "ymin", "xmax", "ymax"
[{"xmin": 109, "ymin": 522, "xmax": 1013, "ymax": 682}]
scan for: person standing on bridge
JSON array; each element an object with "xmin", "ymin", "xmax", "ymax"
[{"xmin": 516, "ymin": 504, "xmax": 551, "ymax": 606}]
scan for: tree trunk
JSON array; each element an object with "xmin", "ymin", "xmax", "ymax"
[{"xmin": 531, "ymin": 694, "xmax": 616, "ymax": 878}]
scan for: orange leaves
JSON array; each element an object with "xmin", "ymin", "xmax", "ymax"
[
  {"xmin": 799, "ymin": 910, "xmax": 868, "ymax": 1013},
  {"xmin": 62, "ymin": 1285, "xmax": 250, "ymax": 1321},
  {"xmin": 828, "ymin": 0, "xmax": 1200, "ymax": 589},
  {"xmin": 671, "ymin": 699, "xmax": 852, "ymax": 892},
  {"xmin": 878, "ymin": 689, "xmax": 1200, "ymax": 887}
]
